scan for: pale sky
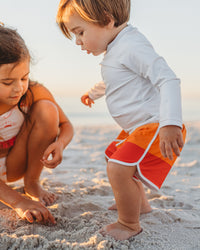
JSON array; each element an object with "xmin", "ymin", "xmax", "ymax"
[{"xmin": 0, "ymin": 0, "xmax": 200, "ymax": 99}]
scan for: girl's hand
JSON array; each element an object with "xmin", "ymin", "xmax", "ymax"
[
  {"xmin": 159, "ymin": 125, "xmax": 184, "ymax": 160},
  {"xmin": 41, "ymin": 141, "xmax": 63, "ymax": 169},
  {"xmin": 81, "ymin": 94, "xmax": 94, "ymax": 107},
  {"xmin": 14, "ymin": 197, "xmax": 56, "ymax": 224}
]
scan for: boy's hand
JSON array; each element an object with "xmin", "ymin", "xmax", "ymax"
[
  {"xmin": 159, "ymin": 125, "xmax": 184, "ymax": 160},
  {"xmin": 81, "ymin": 94, "xmax": 94, "ymax": 107}
]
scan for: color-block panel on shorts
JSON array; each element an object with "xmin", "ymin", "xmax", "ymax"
[
  {"xmin": 138, "ymin": 150, "xmax": 173, "ymax": 189},
  {"xmin": 126, "ymin": 123, "xmax": 159, "ymax": 150},
  {"xmin": 105, "ymin": 123, "xmax": 187, "ymax": 190},
  {"xmin": 110, "ymin": 141, "xmax": 145, "ymax": 163},
  {"xmin": 108, "ymin": 140, "xmax": 174, "ymax": 190},
  {"xmin": 105, "ymin": 141, "xmax": 118, "ymax": 159},
  {"xmin": 121, "ymin": 123, "xmax": 186, "ymax": 166}
]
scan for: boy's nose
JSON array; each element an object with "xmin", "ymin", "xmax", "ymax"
[{"xmin": 76, "ymin": 37, "xmax": 82, "ymax": 46}]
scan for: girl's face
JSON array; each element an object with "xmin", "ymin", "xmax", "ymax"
[
  {"xmin": 0, "ymin": 60, "xmax": 30, "ymax": 108},
  {"xmin": 63, "ymin": 10, "xmax": 115, "ymax": 56}
]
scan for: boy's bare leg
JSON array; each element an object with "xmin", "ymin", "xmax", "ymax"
[
  {"xmin": 100, "ymin": 162, "xmax": 142, "ymax": 240},
  {"xmin": 109, "ymin": 181, "xmax": 152, "ymax": 214},
  {"xmin": 6, "ymin": 100, "xmax": 59, "ymax": 206}
]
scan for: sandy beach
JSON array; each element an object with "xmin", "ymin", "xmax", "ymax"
[{"xmin": 0, "ymin": 122, "xmax": 200, "ymax": 250}]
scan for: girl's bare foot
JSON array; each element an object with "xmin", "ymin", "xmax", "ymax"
[
  {"xmin": 24, "ymin": 181, "xmax": 57, "ymax": 206},
  {"xmin": 108, "ymin": 203, "xmax": 152, "ymax": 214},
  {"xmin": 100, "ymin": 221, "xmax": 142, "ymax": 240}
]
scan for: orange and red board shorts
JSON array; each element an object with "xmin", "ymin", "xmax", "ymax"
[{"xmin": 105, "ymin": 123, "xmax": 186, "ymax": 191}]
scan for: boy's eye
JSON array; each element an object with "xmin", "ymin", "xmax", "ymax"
[{"xmin": 79, "ymin": 31, "xmax": 83, "ymax": 36}]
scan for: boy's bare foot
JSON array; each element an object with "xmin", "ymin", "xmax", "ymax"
[
  {"xmin": 100, "ymin": 221, "xmax": 142, "ymax": 240},
  {"xmin": 108, "ymin": 203, "xmax": 152, "ymax": 214},
  {"xmin": 24, "ymin": 181, "xmax": 57, "ymax": 206},
  {"xmin": 108, "ymin": 204, "xmax": 118, "ymax": 210}
]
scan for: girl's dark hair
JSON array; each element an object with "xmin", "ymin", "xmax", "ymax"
[
  {"xmin": 0, "ymin": 25, "xmax": 30, "ymax": 65},
  {"xmin": 0, "ymin": 25, "xmax": 33, "ymax": 117},
  {"xmin": 18, "ymin": 81, "xmax": 34, "ymax": 117}
]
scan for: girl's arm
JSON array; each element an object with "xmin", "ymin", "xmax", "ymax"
[
  {"xmin": 28, "ymin": 82, "xmax": 74, "ymax": 168},
  {"xmin": 41, "ymin": 105, "xmax": 74, "ymax": 168},
  {"xmin": 0, "ymin": 180, "xmax": 55, "ymax": 224}
]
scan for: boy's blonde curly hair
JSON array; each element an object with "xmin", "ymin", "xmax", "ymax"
[{"xmin": 56, "ymin": 0, "xmax": 130, "ymax": 39}]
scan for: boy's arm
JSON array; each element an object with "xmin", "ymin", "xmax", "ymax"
[
  {"xmin": 81, "ymin": 93, "xmax": 94, "ymax": 107},
  {"xmin": 81, "ymin": 81, "xmax": 106, "ymax": 107},
  {"xmin": 123, "ymin": 39, "xmax": 183, "ymax": 159},
  {"xmin": 158, "ymin": 79, "xmax": 184, "ymax": 160},
  {"xmin": 159, "ymin": 125, "xmax": 184, "ymax": 160}
]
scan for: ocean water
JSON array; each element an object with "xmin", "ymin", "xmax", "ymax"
[{"xmin": 55, "ymin": 96, "xmax": 200, "ymax": 126}]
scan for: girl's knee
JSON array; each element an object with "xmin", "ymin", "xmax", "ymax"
[
  {"xmin": 6, "ymin": 164, "xmax": 25, "ymax": 182},
  {"xmin": 30, "ymin": 100, "xmax": 59, "ymax": 138},
  {"xmin": 31, "ymin": 100, "xmax": 59, "ymax": 128},
  {"xmin": 7, "ymin": 172, "xmax": 24, "ymax": 182},
  {"xmin": 31, "ymin": 100, "xmax": 59, "ymax": 124}
]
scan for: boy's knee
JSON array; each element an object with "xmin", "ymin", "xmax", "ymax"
[
  {"xmin": 107, "ymin": 162, "xmax": 126, "ymax": 183},
  {"xmin": 107, "ymin": 161, "xmax": 137, "ymax": 186}
]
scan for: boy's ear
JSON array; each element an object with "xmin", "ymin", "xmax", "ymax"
[{"xmin": 107, "ymin": 17, "xmax": 115, "ymax": 29}]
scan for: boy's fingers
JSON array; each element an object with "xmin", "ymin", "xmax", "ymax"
[
  {"xmin": 177, "ymin": 136, "xmax": 184, "ymax": 148},
  {"xmin": 86, "ymin": 98, "xmax": 90, "ymax": 105},
  {"xmin": 165, "ymin": 142, "xmax": 173, "ymax": 160},
  {"xmin": 81, "ymin": 95, "xmax": 89, "ymax": 105},
  {"xmin": 172, "ymin": 141, "xmax": 180, "ymax": 157},
  {"xmin": 160, "ymin": 141, "xmax": 167, "ymax": 158},
  {"xmin": 89, "ymin": 99, "xmax": 94, "ymax": 107}
]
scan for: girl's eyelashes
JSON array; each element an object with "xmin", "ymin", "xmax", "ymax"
[
  {"xmin": 0, "ymin": 77, "xmax": 28, "ymax": 86},
  {"xmin": 1, "ymin": 81, "xmax": 13, "ymax": 86},
  {"xmin": 22, "ymin": 78, "xmax": 28, "ymax": 82}
]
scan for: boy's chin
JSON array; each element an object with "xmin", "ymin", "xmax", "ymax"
[{"xmin": 92, "ymin": 51, "xmax": 103, "ymax": 56}]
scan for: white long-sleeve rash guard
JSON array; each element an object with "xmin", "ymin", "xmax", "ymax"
[{"xmin": 88, "ymin": 25, "xmax": 182, "ymax": 133}]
